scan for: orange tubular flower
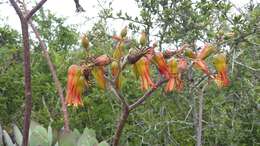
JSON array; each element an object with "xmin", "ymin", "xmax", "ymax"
[
  {"xmin": 92, "ymin": 66, "xmax": 106, "ymax": 90},
  {"xmin": 66, "ymin": 65, "xmax": 86, "ymax": 107},
  {"xmin": 134, "ymin": 57, "xmax": 155, "ymax": 91},
  {"xmin": 213, "ymin": 53, "xmax": 229, "ymax": 87},
  {"xmin": 153, "ymin": 52, "xmax": 169, "ymax": 79},
  {"xmin": 197, "ymin": 44, "xmax": 216, "ymax": 60},
  {"xmin": 165, "ymin": 58, "xmax": 184, "ymax": 92}
]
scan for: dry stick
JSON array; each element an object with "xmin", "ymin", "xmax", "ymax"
[
  {"xmin": 196, "ymin": 84, "xmax": 207, "ymax": 146},
  {"xmin": 29, "ymin": 21, "xmax": 70, "ymax": 132},
  {"xmin": 9, "ymin": 0, "xmax": 47, "ymax": 146},
  {"xmin": 20, "ymin": 0, "xmax": 70, "ymax": 132}
]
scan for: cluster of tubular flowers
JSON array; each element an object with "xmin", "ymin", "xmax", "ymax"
[
  {"xmin": 184, "ymin": 43, "xmax": 229, "ymax": 87},
  {"xmin": 65, "ymin": 65, "xmax": 86, "ymax": 107},
  {"xmin": 65, "ymin": 28, "xmax": 231, "ymax": 107}
]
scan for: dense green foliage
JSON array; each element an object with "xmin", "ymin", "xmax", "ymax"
[{"xmin": 0, "ymin": 0, "xmax": 259, "ymax": 145}]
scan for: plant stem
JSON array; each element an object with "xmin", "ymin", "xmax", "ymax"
[
  {"xmin": 9, "ymin": 0, "xmax": 48, "ymax": 145},
  {"xmin": 21, "ymin": 19, "xmax": 32, "ymax": 146},
  {"xmin": 112, "ymin": 105, "xmax": 129, "ymax": 146}
]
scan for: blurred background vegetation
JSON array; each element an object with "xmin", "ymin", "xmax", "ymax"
[{"xmin": 0, "ymin": 0, "xmax": 259, "ymax": 145}]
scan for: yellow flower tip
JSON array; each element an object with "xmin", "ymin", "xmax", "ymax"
[
  {"xmin": 81, "ymin": 34, "xmax": 89, "ymax": 50},
  {"xmin": 197, "ymin": 43, "xmax": 216, "ymax": 60},
  {"xmin": 212, "ymin": 53, "xmax": 227, "ymax": 72},
  {"xmin": 168, "ymin": 57, "xmax": 178, "ymax": 74}
]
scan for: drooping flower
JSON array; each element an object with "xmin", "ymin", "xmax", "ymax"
[
  {"xmin": 134, "ymin": 57, "xmax": 155, "ymax": 91},
  {"xmin": 213, "ymin": 53, "xmax": 229, "ymax": 87},
  {"xmin": 66, "ymin": 65, "xmax": 86, "ymax": 107},
  {"xmin": 153, "ymin": 52, "xmax": 169, "ymax": 79},
  {"xmin": 197, "ymin": 43, "xmax": 215, "ymax": 60},
  {"xmin": 165, "ymin": 58, "xmax": 184, "ymax": 92},
  {"xmin": 92, "ymin": 66, "xmax": 106, "ymax": 90},
  {"xmin": 111, "ymin": 61, "xmax": 122, "ymax": 89},
  {"xmin": 191, "ymin": 44, "xmax": 215, "ymax": 77}
]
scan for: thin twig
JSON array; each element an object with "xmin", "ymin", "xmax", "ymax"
[{"xmin": 129, "ymin": 79, "xmax": 167, "ymax": 111}]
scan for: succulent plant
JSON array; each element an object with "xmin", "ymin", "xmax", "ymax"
[{"xmin": 0, "ymin": 122, "xmax": 109, "ymax": 146}]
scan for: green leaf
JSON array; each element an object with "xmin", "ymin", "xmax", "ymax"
[
  {"xmin": 13, "ymin": 124, "xmax": 22, "ymax": 146},
  {"xmin": 3, "ymin": 130, "xmax": 14, "ymax": 146},
  {"xmin": 77, "ymin": 135, "xmax": 98, "ymax": 146},
  {"xmin": 82, "ymin": 127, "xmax": 96, "ymax": 138},
  {"xmin": 98, "ymin": 141, "xmax": 109, "ymax": 146},
  {"xmin": 29, "ymin": 125, "xmax": 49, "ymax": 146},
  {"xmin": 48, "ymin": 125, "xmax": 53, "ymax": 146},
  {"xmin": 73, "ymin": 129, "xmax": 81, "ymax": 138},
  {"xmin": 58, "ymin": 131, "xmax": 78, "ymax": 146}
]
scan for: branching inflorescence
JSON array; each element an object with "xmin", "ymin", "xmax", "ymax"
[{"xmin": 64, "ymin": 27, "xmax": 230, "ymax": 145}]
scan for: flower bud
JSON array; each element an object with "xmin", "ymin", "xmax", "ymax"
[
  {"xmin": 140, "ymin": 32, "xmax": 147, "ymax": 47},
  {"xmin": 94, "ymin": 54, "xmax": 111, "ymax": 66},
  {"xmin": 120, "ymin": 26, "xmax": 127, "ymax": 38},
  {"xmin": 81, "ymin": 34, "xmax": 89, "ymax": 50}
]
